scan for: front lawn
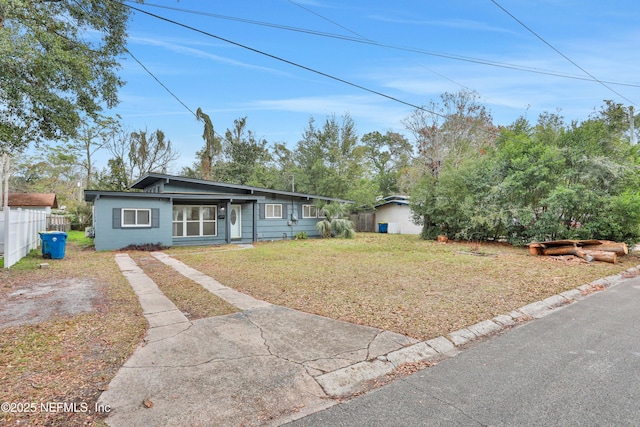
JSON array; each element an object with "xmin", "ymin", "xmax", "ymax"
[{"xmin": 170, "ymin": 233, "xmax": 639, "ymax": 341}]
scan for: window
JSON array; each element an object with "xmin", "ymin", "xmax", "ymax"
[
  {"xmin": 122, "ymin": 209, "xmax": 151, "ymax": 227},
  {"xmin": 265, "ymin": 204, "xmax": 282, "ymax": 219},
  {"xmin": 173, "ymin": 205, "xmax": 217, "ymax": 237},
  {"xmin": 302, "ymin": 204, "xmax": 317, "ymax": 218}
]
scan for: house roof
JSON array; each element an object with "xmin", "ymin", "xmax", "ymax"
[
  {"xmin": 84, "ymin": 190, "xmax": 265, "ymax": 203},
  {"xmin": 7, "ymin": 193, "xmax": 58, "ymax": 208},
  {"xmin": 128, "ymin": 173, "xmax": 354, "ymax": 203},
  {"xmin": 375, "ymin": 195, "xmax": 410, "ymax": 208}
]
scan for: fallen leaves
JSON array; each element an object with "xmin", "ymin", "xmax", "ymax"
[
  {"xmin": 0, "ymin": 239, "xmax": 146, "ymax": 426},
  {"xmin": 174, "ymin": 234, "xmax": 639, "ymax": 341}
]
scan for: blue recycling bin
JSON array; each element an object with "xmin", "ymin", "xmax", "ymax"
[
  {"xmin": 39, "ymin": 231, "xmax": 68, "ymax": 259},
  {"xmin": 378, "ymin": 222, "xmax": 388, "ymax": 233}
]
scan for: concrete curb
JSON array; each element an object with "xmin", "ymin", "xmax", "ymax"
[{"xmin": 318, "ymin": 262, "xmax": 640, "ymax": 399}]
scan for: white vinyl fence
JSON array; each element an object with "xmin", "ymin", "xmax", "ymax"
[{"xmin": 0, "ymin": 208, "xmax": 47, "ymax": 269}]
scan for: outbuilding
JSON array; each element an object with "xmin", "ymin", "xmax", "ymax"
[{"xmin": 374, "ymin": 195, "xmax": 422, "ymax": 235}]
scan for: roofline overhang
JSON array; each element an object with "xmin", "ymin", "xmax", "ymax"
[
  {"xmin": 84, "ymin": 190, "xmax": 266, "ymax": 203},
  {"xmin": 128, "ymin": 173, "xmax": 354, "ymax": 204}
]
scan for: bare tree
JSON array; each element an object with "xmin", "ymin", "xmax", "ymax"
[
  {"xmin": 403, "ymin": 89, "xmax": 496, "ymax": 177},
  {"xmin": 69, "ymin": 115, "xmax": 120, "ymax": 188},
  {"xmin": 128, "ymin": 129, "xmax": 179, "ymax": 181},
  {"xmin": 103, "ymin": 127, "xmax": 179, "ymax": 184}
]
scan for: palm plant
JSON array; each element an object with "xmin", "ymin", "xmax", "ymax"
[{"xmin": 315, "ymin": 202, "xmax": 355, "ymax": 239}]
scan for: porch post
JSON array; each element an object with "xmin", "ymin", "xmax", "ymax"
[
  {"xmin": 252, "ymin": 201, "xmax": 258, "ymax": 242},
  {"xmin": 225, "ymin": 201, "xmax": 231, "ymax": 244}
]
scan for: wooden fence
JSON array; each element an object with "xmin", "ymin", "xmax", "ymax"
[
  {"xmin": 350, "ymin": 212, "xmax": 376, "ymax": 232},
  {"xmin": 47, "ymin": 214, "xmax": 70, "ymax": 232},
  {"xmin": 1, "ymin": 208, "xmax": 47, "ymax": 268}
]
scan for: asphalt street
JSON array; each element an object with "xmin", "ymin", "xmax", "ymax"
[{"xmin": 288, "ymin": 277, "xmax": 640, "ymax": 426}]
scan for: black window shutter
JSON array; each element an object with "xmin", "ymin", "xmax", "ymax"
[
  {"xmin": 151, "ymin": 208, "xmax": 160, "ymax": 228},
  {"xmin": 282, "ymin": 204, "xmax": 288, "ymax": 219},
  {"xmin": 112, "ymin": 208, "xmax": 121, "ymax": 229},
  {"xmin": 259, "ymin": 203, "xmax": 265, "ymax": 219}
]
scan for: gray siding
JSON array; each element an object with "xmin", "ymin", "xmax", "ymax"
[
  {"xmin": 256, "ymin": 199, "xmax": 321, "ymax": 240},
  {"xmin": 93, "ymin": 197, "xmax": 172, "ymax": 251}
]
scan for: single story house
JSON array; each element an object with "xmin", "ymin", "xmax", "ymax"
[
  {"xmin": 374, "ymin": 195, "xmax": 422, "ymax": 235},
  {"xmin": 7, "ymin": 193, "xmax": 58, "ymax": 214},
  {"xmin": 84, "ymin": 173, "xmax": 353, "ymax": 251}
]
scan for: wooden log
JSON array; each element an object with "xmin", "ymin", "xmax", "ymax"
[
  {"xmin": 582, "ymin": 242, "xmax": 628, "ymax": 255},
  {"xmin": 529, "ymin": 243, "xmax": 544, "ymax": 255},
  {"xmin": 542, "ymin": 245, "xmax": 579, "ymax": 256},
  {"xmin": 583, "ymin": 250, "xmax": 617, "ymax": 264}
]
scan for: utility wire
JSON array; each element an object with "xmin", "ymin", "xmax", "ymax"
[
  {"xmin": 133, "ymin": 1, "xmax": 640, "ymax": 89},
  {"xmin": 124, "ymin": 4, "xmax": 428, "ymax": 114},
  {"xmin": 126, "ymin": 47, "xmax": 226, "ymax": 140},
  {"xmin": 121, "ymin": 2, "xmax": 508, "ymax": 144},
  {"xmin": 125, "ymin": 48, "xmax": 196, "ymax": 117},
  {"xmin": 286, "ymin": 0, "xmax": 369, "ymax": 41},
  {"xmin": 286, "ymin": 0, "xmax": 493, "ymax": 108},
  {"xmin": 490, "ymin": 0, "xmax": 637, "ymax": 106}
]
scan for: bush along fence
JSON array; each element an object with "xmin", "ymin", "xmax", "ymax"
[{"xmin": 0, "ymin": 208, "xmax": 47, "ymax": 268}]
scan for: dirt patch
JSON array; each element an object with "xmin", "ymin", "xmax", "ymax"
[{"xmin": 0, "ymin": 279, "xmax": 100, "ymax": 329}]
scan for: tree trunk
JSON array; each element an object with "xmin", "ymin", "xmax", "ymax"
[
  {"xmin": 583, "ymin": 250, "xmax": 617, "ymax": 264},
  {"xmin": 582, "ymin": 242, "xmax": 628, "ymax": 255},
  {"xmin": 542, "ymin": 245, "xmax": 580, "ymax": 256}
]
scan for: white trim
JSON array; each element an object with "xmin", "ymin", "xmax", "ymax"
[
  {"xmin": 172, "ymin": 205, "xmax": 218, "ymax": 237},
  {"xmin": 302, "ymin": 204, "xmax": 318, "ymax": 218},
  {"xmin": 122, "ymin": 208, "xmax": 151, "ymax": 228},
  {"xmin": 265, "ymin": 203, "xmax": 282, "ymax": 219},
  {"xmin": 230, "ymin": 204, "xmax": 242, "ymax": 239}
]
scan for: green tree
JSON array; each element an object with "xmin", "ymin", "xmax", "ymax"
[
  {"xmin": 315, "ymin": 202, "xmax": 355, "ymax": 239},
  {"xmin": 361, "ymin": 131, "xmax": 412, "ymax": 197},
  {"xmin": 1, "ymin": 0, "xmax": 130, "ymax": 153},
  {"xmin": 95, "ymin": 157, "xmax": 129, "ymax": 191},
  {"xmin": 294, "ymin": 114, "xmax": 364, "ymax": 199},
  {"xmin": 214, "ymin": 117, "xmax": 270, "ymax": 186},
  {"xmin": 11, "ymin": 146, "xmax": 83, "ymax": 210}
]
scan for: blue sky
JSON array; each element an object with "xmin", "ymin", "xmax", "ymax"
[{"xmin": 107, "ymin": 0, "xmax": 640, "ymax": 171}]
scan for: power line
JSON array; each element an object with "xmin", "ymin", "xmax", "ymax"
[
  {"xmin": 286, "ymin": 0, "xmax": 369, "ymax": 41},
  {"xmin": 124, "ymin": 3, "xmax": 426, "ymax": 113},
  {"xmin": 125, "ymin": 48, "xmax": 196, "ymax": 118},
  {"xmin": 490, "ymin": 0, "xmax": 637, "ymax": 106},
  {"xmin": 286, "ymin": 0, "xmax": 470, "ymax": 93},
  {"xmin": 121, "ymin": 2, "xmax": 507, "ymax": 143},
  {"xmin": 132, "ymin": 1, "xmax": 640, "ymax": 89}
]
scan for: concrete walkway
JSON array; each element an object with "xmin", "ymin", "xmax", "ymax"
[
  {"xmin": 99, "ymin": 253, "xmax": 431, "ymax": 426},
  {"xmin": 99, "ymin": 252, "xmax": 640, "ymax": 426}
]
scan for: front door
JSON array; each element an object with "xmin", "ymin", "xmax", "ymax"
[{"xmin": 230, "ymin": 204, "xmax": 242, "ymax": 239}]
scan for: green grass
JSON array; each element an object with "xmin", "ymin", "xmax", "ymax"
[{"xmin": 66, "ymin": 229, "xmax": 95, "ymax": 249}]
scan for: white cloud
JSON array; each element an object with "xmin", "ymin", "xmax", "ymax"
[{"xmin": 129, "ymin": 35, "xmax": 290, "ymax": 76}]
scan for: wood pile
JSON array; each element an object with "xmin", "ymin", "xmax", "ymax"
[{"xmin": 529, "ymin": 239, "xmax": 628, "ymax": 264}]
